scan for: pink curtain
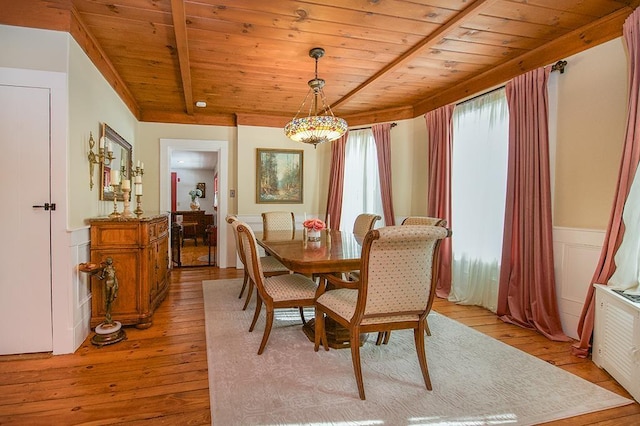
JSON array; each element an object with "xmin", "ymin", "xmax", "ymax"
[
  {"xmin": 573, "ymin": 7, "xmax": 640, "ymax": 357},
  {"xmin": 498, "ymin": 67, "xmax": 569, "ymax": 342},
  {"xmin": 325, "ymin": 132, "xmax": 349, "ymax": 230},
  {"xmin": 425, "ymin": 105, "xmax": 454, "ymax": 298},
  {"xmin": 372, "ymin": 123, "xmax": 395, "ymax": 225}
]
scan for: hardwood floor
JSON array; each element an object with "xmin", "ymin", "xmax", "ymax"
[
  {"xmin": 0, "ymin": 267, "xmax": 638, "ymax": 425},
  {"xmin": 179, "ymin": 238, "xmax": 215, "ymax": 267}
]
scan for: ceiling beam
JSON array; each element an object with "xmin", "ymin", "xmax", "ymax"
[
  {"xmin": 170, "ymin": 0, "xmax": 194, "ymax": 115},
  {"xmin": 330, "ymin": 0, "xmax": 499, "ymax": 112}
]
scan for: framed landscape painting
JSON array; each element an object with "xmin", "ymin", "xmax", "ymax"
[{"xmin": 256, "ymin": 148, "xmax": 303, "ymax": 203}]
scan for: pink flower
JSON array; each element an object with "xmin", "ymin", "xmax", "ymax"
[{"xmin": 303, "ymin": 218, "xmax": 326, "ymax": 231}]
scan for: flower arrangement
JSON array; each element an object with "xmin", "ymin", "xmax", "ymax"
[
  {"xmin": 303, "ymin": 218, "xmax": 326, "ymax": 231},
  {"xmin": 189, "ymin": 188, "xmax": 203, "ymax": 202}
]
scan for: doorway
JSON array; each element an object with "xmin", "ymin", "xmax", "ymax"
[
  {"xmin": 171, "ymin": 151, "xmax": 217, "ymax": 267},
  {"xmin": 160, "ymin": 139, "xmax": 228, "ymax": 269}
]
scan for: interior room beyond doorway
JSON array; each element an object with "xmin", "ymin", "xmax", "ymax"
[{"xmin": 170, "ymin": 150, "xmax": 218, "ymax": 267}]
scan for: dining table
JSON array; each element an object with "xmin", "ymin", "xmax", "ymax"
[
  {"xmin": 256, "ymin": 228, "xmax": 362, "ymax": 274},
  {"xmin": 256, "ymin": 228, "xmax": 367, "ymax": 348}
]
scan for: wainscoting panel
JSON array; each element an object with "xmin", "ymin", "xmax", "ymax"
[
  {"xmin": 553, "ymin": 227, "xmax": 605, "ymax": 339},
  {"xmin": 70, "ymin": 227, "xmax": 92, "ymax": 351}
]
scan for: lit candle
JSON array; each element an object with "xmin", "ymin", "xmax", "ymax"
[
  {"xmin": 110, "ymin": 169, "xmax": 120, "ymax": 185},
  {"xmin": 121, "ymin": 179, "xmax": 131, "ymax": 190},
  {"xmin": 135, "ymin": 183, "xmax": 143, "ymax": 195}
]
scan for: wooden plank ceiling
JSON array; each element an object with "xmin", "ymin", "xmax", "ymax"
[{"xmin": 5, "ymin": 0, "xmax": 640, "ymax": 126}]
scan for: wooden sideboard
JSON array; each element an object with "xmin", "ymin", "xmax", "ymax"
[{"xmin": 88, "ymin": 214, "xmax": 170, "ymax": 329}]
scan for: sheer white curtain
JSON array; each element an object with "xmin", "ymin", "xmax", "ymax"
[
  {"xmin": 449, "ymin": 89, "xmax": 508, "ymax": 312},
  {"xmin": 340, "ymin": 129, "xmax": 384, "ymax": 232},
  {"xmin": 609, "ymin": 165, "xmax": 640, "ymax": 293}
]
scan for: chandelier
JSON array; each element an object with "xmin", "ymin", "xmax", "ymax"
[{"xmin": 284, "ymin": 47, "xmax": 347, "ymax": 148}]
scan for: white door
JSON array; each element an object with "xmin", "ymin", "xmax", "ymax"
[{"xmin": 0, "ymin": 83, "xmax": 52, "ymax": 354}]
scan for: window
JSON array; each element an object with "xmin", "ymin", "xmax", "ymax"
[
  {"xmin": 449, "ymin": 89, "xmax": 508, "ymax": 312},
  {"xmin": 340, "ymin": 129, "xmax": 384, "ymax": 232}
]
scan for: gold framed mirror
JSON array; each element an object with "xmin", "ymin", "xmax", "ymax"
[{"xmin": 99, "ymin": 123, "xmax": 132, "ymax": 201}]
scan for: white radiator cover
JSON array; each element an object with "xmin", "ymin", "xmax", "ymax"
[{"xmin": 593, "ymin": 284, "xmax": 640, "ymax": 402}]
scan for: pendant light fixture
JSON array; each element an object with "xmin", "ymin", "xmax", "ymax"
[{"xmin": 284, "ymin": 47, "xmax": 347, "ymax": 148}]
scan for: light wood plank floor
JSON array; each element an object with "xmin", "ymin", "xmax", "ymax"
[{"xmin": 0, "ymin": 267, "xmax": 638, "ymax": 425}]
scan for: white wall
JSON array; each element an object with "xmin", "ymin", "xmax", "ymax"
[
  {"xmin": 173, "ymin": 168, "xmax": 216, "ymax": 214},
  {"xmin": 68, "ymin": 38, "xmax": 138, "ymax": 229},
  {"xmin": 550, "ymin": 38, "xmax": 628, "ymax": 338}
]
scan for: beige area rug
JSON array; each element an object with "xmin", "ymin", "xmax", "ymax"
[{"xmin": 203, "ymin": 279, "xmax": 632, "ymax": 425}]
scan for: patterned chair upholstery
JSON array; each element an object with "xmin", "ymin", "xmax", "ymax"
[
  {"xmin": 261, "ymin": 211, "xmax": 295, "ymax": 235},
  {"xmin": 235, "ymin": 221, "xmax": 319, "ymax": 355},
  {"xmin": 348, "ymin": 213, "xmax": 381, "ymax": 281},
  {"xmin": 226, "ymin": 215, "xmax": 289, "ymax": 311},
  {"xmin": 401, "ymin": 216, "xmax": 447, "ymax": 227},
  {"xmin": 314, "ymin": 225, "xmax": 450, "ymax": 400},
  {"xmin": 373, "ymin": 215, "xmax": 448, "ymax": 345},
  {"xmin": 353, "ymin": 213, "xmax": 381, "ymax": 239}
]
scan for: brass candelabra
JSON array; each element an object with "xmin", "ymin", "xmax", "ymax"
[
  {"xmin": 132, "ymin": 163, "xmax": 144, "ymax": 216},
  {"xmin": 87, "ymin": 131, "xmax": 115, "ymax": 190},
  {"xmin": 108, "ymin": 184, "xmax": 121, "ymax": 218}
]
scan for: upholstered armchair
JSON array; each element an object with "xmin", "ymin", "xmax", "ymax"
[
  {"xmin": 347, "ymin": 213, "xmax": 381, "ymax": 281},
  {"xmin": 372, "ymin": 215, "xmax": 449, "ymax": 345},
  {"xmin": 314, "ymin": 225, "xmax": 450, "ymax": 400},
  {"xmin": 261, "ymin": 211, "xmax": 296, "ymax": 237},
  {"xmin": 235, "ymin": 221, "xmax": 319, "ymax": 355},
  {"xmin": 401, "ymin": 216, "xmax": 447, "ymax": 227},
  {"xmin": 226, "ymin": 215, "xmax": 289, "ymax": 310}
]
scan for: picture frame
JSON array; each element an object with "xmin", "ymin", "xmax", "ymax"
[
  {"xmin": 197, "ymin": 182, "xmax": 206, "ymax": 198},
  {"xmin": 256, "ymin": 148, "xmax": 303, "ymax": 204}
]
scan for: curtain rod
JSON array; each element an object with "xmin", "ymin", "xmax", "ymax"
[
  {"xmin": 349, "ymin": 122, "xmax": 397, "ymax": 131},
  {"xmin": 456, "ymin": 60, "xmax": 568, "ymax": 107},
  {"xmin": 551, "ymin": 60, "xmax": 568, "ymax": 73}
]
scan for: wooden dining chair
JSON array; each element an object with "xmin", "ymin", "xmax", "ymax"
[
  {"xmin": 348, "ymin": 213, "xmax": 381, "ymax": 281},
  {"xmin": 401, "ymin": 216, "xmax": 447, "ymax": 227},
  {"xmin": 261, "ymin": 211, "xmax": 295, "ymax": 234},
  {"xmin": 373, "ymin": 215, "xmax": 449, "ymax": 345},
  {"xmin": 226, "ymin": 215, "xmax": 289, "ymax": 310},
  {"xmin": 353, "ymin": 213, "xmax": 381, "ymax": 239},
  {"xmin": 314, "ymin": 225, "xmax": 450, "ymax": 400},
  {"xmin": 235, "ymin": 220, "xmax": 319, "ymax": 355}
]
